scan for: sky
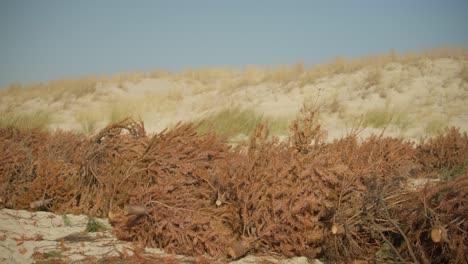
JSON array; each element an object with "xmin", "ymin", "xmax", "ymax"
[{"xmin": 0, "ymin": 0, "xmax": 467, "ymax": 87}]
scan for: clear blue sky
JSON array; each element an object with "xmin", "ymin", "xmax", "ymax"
[{"xmin": 1, "ymin": 0, "xmax": 467, "ymax": 87}]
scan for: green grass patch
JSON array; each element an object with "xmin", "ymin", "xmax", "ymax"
[
  {"xmin": 394, "ymin": 112, "xmax": 412, "ymax": 132},
  {"xmin": 43, "ymin": 251, "xmax": 64, "ymax": 259},
  {"xmin": 196, "ymin": 107, "xmax": 263, "ymax": 137},
  {"xmin": 0, "ymin": 110, "xmax": 52, "ymax": 131},
  {"xmin": 425, "ymin": 118, "xmax": 448, "ymax": 135},
  {"xmin": 85, "ymin": 216, "xmax": 108, "ymax": 232},
  {"xmin": 362, "ymin": 108, "xmax": 393, "ymax": 128},
  {"xmin": 268, "ymin": 116, "xmax": 292, "ymax": 136},
  {"xmin": 61, "ymin": 215, "xmax": 72, "ymax": 227},
  {"xmin": 196, "ymin": 107, "xmax": 291, "ymax": 138}
]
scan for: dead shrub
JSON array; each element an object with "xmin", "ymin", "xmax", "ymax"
[
  {"xmin": 0, "ymin": 110, "xmax": 467, "ymax": 263},
  {"xmin": 416, "ymin": 127, "xmax": 468, "ymax": 177},
  {"xmin": 110, "ymin": 122, "xmax": 235, "ymax": 257}
]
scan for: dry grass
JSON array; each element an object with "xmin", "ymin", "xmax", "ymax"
[
  {"xmin": 0, "ymin": 77, "xmax": 99, "ymax": 102},
  {"xmin": 149, "ymin": 69, "xmax": 175, "ymax": 79},
  {"xmin": 322, "ymin": 93, "xmax": 344, "ymax": 115},
  {"xmin": 1, "ymin": 47, "xmax": 467, "ymax": 99},
  {"xmin": 165, "ymin": 88, "xmax": 184, "ymax": 101},
  {"xmin": 0, "ymin": 47, "xmax": 466, "ymax": 140},
  {"xmin": 74, "ymin": 110, "xmax": 103, "ymax": 134},
  {"xmin": 0, "ymin": 110, "xmax": 52, "ymax": 131},
  {"xmin": 364, "ymin": 68, "xmax": 382, "ymax": 89},
  {"xmin": 182, "ymin": 67, "xmax": 240, "ymax": 84},
  {"xmin": 108, "ymin": 100, "xmax": 142, "ymax": 124}
]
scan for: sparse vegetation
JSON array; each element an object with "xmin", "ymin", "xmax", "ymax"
[
  {"xmin": 108, "ymin": 101, "xmax": 140, "ymax": 124},
  {"xmin": 85, "ymin": 216, "xmax": 107, "ymax": 232},
  {"xmin": 324, "ymin": 93, "xmax": 344, "ymax": 114},
  {"xmin": 0, "ymin": 110, "xmax": 52, "ymax": 131},
  {"xmin": 74, "ymin": 110, "xmax": 100, "ymax": 134},
  {"xmin": 33, "ymin": 250, "xmax": 65, "ymax": 264},
  {"xmin": 364, "ymin": 68, "xmax": 382, "ymax": 89},
  {"xmin": 425, "ymin": 118, "xmax": 449, "ymax": 135},
  {"xmin": 43, "ymin": 251, "xmax": 64, "ymax": 259},
  {"xmin": 1, "ymin": 48, "xmax": 467, "ymax": 100},
  {"xmin": 196, "ymin": 107, "xmax": 264, "ymax": 137},
  {"xmin": 196, "ymin": 107, "xmax": 291, "ymax": 139},
  {"xmin": 394, "ymin": 112, "xmax": 412, "ymax": 133},
  {"xmin": 268, "ymin": 116, "xmax": 293, "ymax": 136},
  {"xmin": 61, "ymin": 214, "xmax": 71, "ymax": 227},
  {"xmin": 165, "ymin": 88, "xmax": 184, "ymax": 101},
  {"xmin": 362, "ymin": 108, "xmax": 393, "ymax": 128},
  {"xmin": 0, "ymin": 47, "xmax": 466, "ymax": 140}
]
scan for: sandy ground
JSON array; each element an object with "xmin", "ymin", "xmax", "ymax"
[{"xmin": 0, "ymin": 209, "xmax": 321, "ymax": 264}]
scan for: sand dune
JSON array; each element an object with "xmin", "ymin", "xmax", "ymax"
[{"xmin": 1, "ymin": 55, "xmax": 467, "ymax": 142}]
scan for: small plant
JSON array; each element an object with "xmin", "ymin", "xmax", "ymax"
[
  {"xmin": 61, "ymin": 214, "xmax": 71, "ymax": 226},
  {"xmin": 196, "ymin": 106, "xmax": 291, "ymax": 140},
  {"xmin": 33, "ymin": 250, "xmax": 64, "ymax": 264},
  {"xmin": 85, "ymin": 216, "xmax": 108, "ymax": 232},
  {"xmin": 196, "ymin": 107, "xmax": 263, "ymax": 137},
  {"xmin": 43, "ymin": 251, "xmax": 64, "ymax": 259},
  {"xmin": 362, "ymin": 108, "xmax": 393, "ymax": 128}
]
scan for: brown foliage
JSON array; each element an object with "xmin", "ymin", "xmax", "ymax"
[
  {"xmin": 74, "ymin": 118, "xmax": 148, "ymax": 216},
  {"xmin": 0, "ymin": 109, "xmax": 467, "ymax": 262},
  {"xmin": 111, "ymin": 122, "xmax": 235, "ymax": 257},
  {"xmin": 416, "ymin": 127, "xmax": 468, "ymax": 172},
  {"xmin": 400, "ymin": 176, "xmax": 468, "ymax": 263}
]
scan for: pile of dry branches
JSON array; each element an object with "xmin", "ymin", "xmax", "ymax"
[{"xmin": 0, "ymin": 108, "xmax": 466, "ymax": 262}]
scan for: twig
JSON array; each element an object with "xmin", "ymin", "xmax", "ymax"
[
  {"xmin": 144, "ymin": 200, "xmax": 221, "ymax": 220},
  {"xmin": 371, "ymin": 219, "xmax": 405, "ymax": 262},
  {"xmin": 379, "ymin": 195, "xmax": 419, "ymax": 263}
]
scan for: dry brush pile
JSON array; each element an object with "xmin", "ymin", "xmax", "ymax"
[{"xmin": 0, "ymin": 107, "xmax": 467, "ymax": 263}]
